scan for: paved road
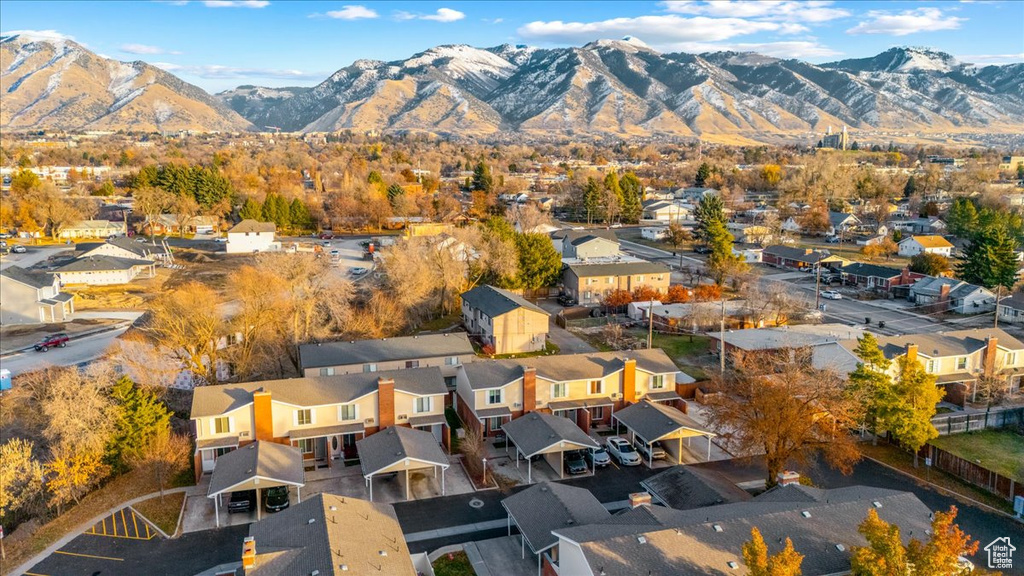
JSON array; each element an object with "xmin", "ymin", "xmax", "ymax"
[
  {"xmin": 0, "ymin": 324, "xmax": 131, "ymax": 376},
  {"xmin": 0, "ymin": 245, "xmax": 70, "ymax": 270}
]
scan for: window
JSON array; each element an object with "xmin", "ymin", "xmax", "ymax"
[
  {"xmin": 214, "ymin": 417, "xmax": 230, "ymax": 434},
  {"xmin": 1008, "ymin": 352, "xmax": 1018, "ymax": 366},
  {"xmin": 955, "ymin": 356, "xmax": 967, "ymax": 371},
  {"xmin": 651, "ymin": 375, "xmax": 665, "ymax": 389},
  {"xmin": 552, "ymin": 383, "xmax": 568, "ymax": 398},
  {"xmin": 636, "ymin": 275, "xmax": 644, "ymax": 282},
  {"xmin": 445, "ymin": 356, "xmax": 459, "ymax": 366},
  {"xmin": 296, "ymin": 409, "xmax": 312, "ymax": 426},
  {"xmin": 606, "ymin": 277, "xmax": 613, "ymax": 284},
  {"xmin": 488, "ymin": 417, "xmax": 504, "ymax": 432},
  {"xmin": 319, "ymin": 367, "xmax": 335, "ymax": 377},
  {"xmin": 926, "ymin": 360, "xmax": 936, "ymax": 373},
  {"xmin": 589, "ymin": 380, "xmax": 602, "ymax": 394},
  {"xmin": 487, "ymin": 389, "xmax": 503, "ymax": 405},
  {"xmin": 590, "ymin": 406, "xmax": 604, "ymax": 420},
  {"xmin": 415, "ymin": 397, "xmax": 432, "ymax": 413},
  {"xmin": 338, "ymin": 405, "xmax": 357, "ymax": 421},
  {"xmin": 297, "ymin": 438, "xmax": 314, "ymax": 454},
  {"xmin": 363, "ymin": 363, "xmax": 377, "ymax": 373},
  {"xmin": 444, "ymin": 376, "xmax": 456, "ymax": 389},
  {"xmin": 406, "ymin": 360, "xmax": 420, "ymax": 369}
]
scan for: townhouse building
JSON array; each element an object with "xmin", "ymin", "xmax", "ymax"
[
  {"xmin": 562, "ymin": 258, "xmax": 671, "ymax": 306},
  {"xmin": 460, "ymin": 285, "xmax": 549, "ymax": 355}
]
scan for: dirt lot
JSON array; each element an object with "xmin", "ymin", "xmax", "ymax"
[{"xmin": 0, "ymin": 318, "xmax": 126, "ymax": 354}]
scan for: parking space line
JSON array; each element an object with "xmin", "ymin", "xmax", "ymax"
[
  {"xmin": 54, "ymin": 551, "xmax": 124, "ymax": 561},
  {"xmin": 85, "ymin": 508, "xmax": 157, "ymax": 540},
  {"xmin": 24, "ymin": 572, "xmax": 51, "ymax": 576}
]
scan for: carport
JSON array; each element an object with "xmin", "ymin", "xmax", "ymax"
[
  {"xmin": 356, "ymin": 426, "xmax": 449, "ymax": 502},
  {"xmin": 612, "ymin": 400, "xmax": 715, "ymax": 467},
  {"xmin": 207, "ymin": 441, "xmax": 305, "ymax": 527},
  {"xmin": 501, "ymin": 412, "xmax": 599, "ymax": 483}
]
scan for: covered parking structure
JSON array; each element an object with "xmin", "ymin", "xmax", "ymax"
[
  {"xmin": 356, "ymin": 426, "xmax": 449, "ymax": 502},
  {"xmin": 612, "ymin": 400, "xmax": 715, "ymax": 467},
  {"xmin": 501, "ymin": 481, "xmax": 611, "ymax": 574},
  {"xmin": 207, "ymin": 441, "xmax": 305, "ymax": 527},
  {"xmin": 501, "ymin": 412, "xmax": 600, "ymax": 483}
]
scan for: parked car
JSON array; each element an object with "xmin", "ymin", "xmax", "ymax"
[
  {"xmin": 319, "ymin": 232, "xmax": 335, "ymax": 240},
  {"xmin": 11, "ymin": 245, "xmax": 27, "ymax": 253},
  {"xmin": 0, "ymin": 233, "xmax": 9, "ymax": 239},
  {"xmin": 583, "ymin": 446, "xmax": 611, "ymax": 468},
  {"xmin": 228, "ymin": 490, "xmax": 257, "ymax": 513},
  {"xmin": 263, "ymin": 485, "xmax": 290, "ymax": 513},
  {"xmin": 34, "ymin": 333, "xmax": 69, "ymax": 352},
  {"xmin": 693, "ymin": 245, "xmax": 713, "ymax": 254},
  {"xmin": 350, "ymin": 267, "xmax": 369, "ymax": 276},
  {"xmin": 825, "ymin": 235, "xmax": 840, "ymax": 244},
  {"xmin": 820, "ymin": 290, "xmax": 842, "ymax": 300},
  {"xmin": 634, "ymin": 439, "xmax": 667, "ymax": 461},
  {"xmin": 213, "ymin": 237, "xmax": 227, "ymax": 243},
  {"xmin": 564, "ymin": 451, "xmax": 588, "ymax": 475},
  {"xmin": 606, "ymin": 436, "xmax": 642, "ymax": 466},
  {"xmin": 557, "ymin": 294, "xmax": 577, "ymax": 307}
]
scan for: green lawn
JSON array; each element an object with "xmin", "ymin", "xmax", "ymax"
[
  {"xmin": 433, "ymin": 550, "xmax": 475, "ymax": 576},
  {"xmin": 930, "ymin": 429, "xmax": 1024, "ymax": 482}
]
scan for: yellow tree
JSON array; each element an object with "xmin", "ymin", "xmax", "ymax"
[
  {"xmin": 46, "ymin": 445, "xmax": 107, "ymax": 512},
  {"xmin": 849, "ymin": 508, "xmax": 908, "ymax": 576},
  {"xmin": 907, "ymin": 506, "xmax": 979, "ymax": 575},
  {"xmin": 743, "ymin": 527, "xmax": 804, "ymax": 576}
]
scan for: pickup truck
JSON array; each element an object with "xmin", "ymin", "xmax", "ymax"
[
  {"xmin": 634, "ymin": 439, "xmax": 667, "ymax": 461},
  {"xmin": 34, "ymin": 333, "xmax": 69, "ymax": 352}
]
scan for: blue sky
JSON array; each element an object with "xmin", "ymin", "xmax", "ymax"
[{"xmin": 2, "ymin": 1, "xmax": 1022, "ymax": 92}]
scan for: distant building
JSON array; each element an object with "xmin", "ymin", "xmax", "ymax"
[
  {"xmin": 57, "ymin": 219, "xmax": 126, "ymax": 240},
  {"xmin": 225, "ymin": 220, "xmax": 278, "ymax": 254},
  {"xmin": 897, "ymin": 235, "xmax": 953, "ymax": 257},
  {"xmin": 819, "ymin": 125, "xmax": 849, "ymax": 150},
  {"xmin": 999, "ymin": 155, "xmax": 1024, "ymax": 172},
  {"xmin": 0, "ymin": 266, "xmax": 74, "ymax": 324}
]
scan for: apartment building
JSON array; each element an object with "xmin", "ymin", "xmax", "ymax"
[
  {"xmin": 460, "ymin": 285, "xmax": 549, "ymax": 355},
  {"xmin": 562, "ymin": 258, "xmax": 671, "ymax": 306},
  {"xmin": 454, "ymin": 349, "xmax": 682, "ymax": 437},
  {"xmin": 190, "ymin": 368, "xmax": 448, "ymax": 478}
]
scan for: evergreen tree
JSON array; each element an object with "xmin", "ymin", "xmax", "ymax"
[
  {"xmin": 847, "ymin": 334, "xmax": 894, "ymax": 439},
  {"xmin": 472, "ymin": 161, "xmax": 494, "ymax": 193},
  {"xmin": 272, "ymin": 194, "xmax": 291, "ymax": 229},
  {"xmin": 902, "ymin": 175, "xmax": 916, "ymax": 198},
  {"xmin": 583, "ymin": 177, "xmax": 601, "ymax": 225},
  {"xmin": 239, "ymin": 197, "xmax": 262, "ymax": 220},
  {"xmin": 105, "ymin": 377, "xmax": 172, "ymax": 474},
  {"xmin": 514, "ymin": 233, "xmax": 562, "ymax": 289},
  {"xmin": 619, "ymin": 172, "xmax": 643, "ymax": 224},
  {"xmin": 944, "ymin": 198, "xmax": 977, "ymax": 238},
  {"xmin": 694, "ymin": 194, "xmax": 726, "ymax": 245},
  {"xmin": 261, "ymin": 193, "xmax": 280, "ymax": 224},
  {"xmin": 956, "ymin": 226, "xmax": 1018, "ymax": 289},
  {"xmin": 695, "ymin": 162, "xmax": 712, "ymax": 187},
  {"xmin": 289, "ymin": 198, "xmax": 312, "ymax": 231}
]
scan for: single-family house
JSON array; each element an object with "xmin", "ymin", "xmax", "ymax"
[
  {"xmin": 889, "ymin": 217, "xmax": 946, "ymax": 235},
  {"xmin": 189, "ymin": 367, "xmax": 449, "ymax": 476},
  {"xmin": 996, "ymin": 291, "xmax": 1024, "ymax": 325},
  {"xmin": 828, "ymin": 211, "xmax": 861, "ymax": 236},
  {"xmin": 57, "ymin": 219, "xmax": 127, "ymax": 239},
  {"xmin": 461, "ymin": 285, "xmax": 549, "ymax": 355},
  {"xmin": 673, "ymin": 187, "xmax": 718, "ymax": 202},
  {"xmin": 898, "ymin": 235, "xmax": 953, "ymax": 257},
  {"xmin": 726, "ymin": 223, "xmax": 775, "ymax": 245},
  {"xmin": 225, "ymin": 219, "xmax": 279, "ymax": 254},
  {"xmin": 562, "ymin": 258, "xmax": 671, "ymax": 306},
  {"xmin": 564, "ymin": 235, "xmax": 621, "ymax": 260},
  {"xmin": 732, "ymin": 246, "xmax": 763, "ymax": 263},
  {"xmin": 642, "ymin": 200, "xmax": 689, "ymax": 223},
  {"xmin": 707, "ymin": 324, "xmax": 865, "ymax": 373},
  {"xmin": 641, "ymin": 226, "xmax": 669, "ymax": 241},
  {"xmin": 0, "ymin": 266, "xmax": 74, "ymax": 325},
  {"xmin": 650, "ymin": 300, "xmax": 763, "ymax": 332},
  {"xmin": 909, "ymin": 277, "xmax": 995, "ymax": 314},
  {"xmin": 550, "ymin": 229, "xmax": 618, "ymax": 258},
  {"xmin": 55, "ymin": 255, "xmax": 157, "ymax": 286},
  {"xmin": 762, "ymin": 245, "xmax": 846, "ymax": 271},
  {"xmin": 840, "ymin": 263, "xmax": 925, "ymax": 292},
  {"xmin": 141, "ymin": 214, "xmax": 219, "ymax": 236}
]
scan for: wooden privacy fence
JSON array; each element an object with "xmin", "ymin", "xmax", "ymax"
[
  {"xmin": 930, "ymin": 407, "xmax": 1024, "ymax": 436},
  {"xmin": 926, "ymin": 443, "xmax": 1024, "ymax": 502}
]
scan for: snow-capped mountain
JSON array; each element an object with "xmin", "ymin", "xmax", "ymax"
[
  {"xmin": 0, "ymin": 33, "xmax": 250, "ymax": 132},
  {"xmin": 223, "ymin": 42, "xmax": 1023, "ymax": 140}
]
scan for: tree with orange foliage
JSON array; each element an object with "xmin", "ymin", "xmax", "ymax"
[
  {"xmin": 632, "ymin": 285, "xmax": 664, "ymax": 302},
  {"xmin": 602, "ymin": 289, "xmax": 633, "ymax": 310},
  {"xmin": 743, "ymin": 527, "xmax": 804, "ymax": 576},
  {"xmin": 850, "ymin": 506, "xmax": 978, "ymax": 576},
  {"xmin": 665, "ymin": 284, "xmax": 692, "ymax": 304},
  {"xmin": 693, "ymin": 284, "xmax": 723, "ymax": 302}
]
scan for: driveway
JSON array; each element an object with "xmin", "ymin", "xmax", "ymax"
[
  {"xmin": 535, "ymin": 298, "xmax": 597, "ymax": 354},
  {"xmin": 0, "ymin": 245, "xmax": 70, "ymax": 270}
]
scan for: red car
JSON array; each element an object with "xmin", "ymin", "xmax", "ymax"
[
  {"xmin": 319, "ymin": 232, "xmax": 335, "ymax": 240},
  {"xmin": 34, "ymin": 333, "xmax": 69, "ymax": 352}
]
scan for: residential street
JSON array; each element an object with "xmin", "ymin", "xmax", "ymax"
[{"xmin": 0, "ymin": 322, "xmax": 132, "ymax": 376}]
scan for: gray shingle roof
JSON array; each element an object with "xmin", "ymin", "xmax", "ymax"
[
  {"xmin": 299, "ymin": 333, "xmax": 474, "ymax": 370},
  {"xmin": 553, "ymin": 486, "xmax": 932, "ymax": 576},
  {"xmin": 77, "ymin": 236, "xmax": 158, "ymax": 259},
  {"xmin": 247, "ymin": 493, "xmax": 415, "ymax": 576},
  {"xmin": 612, "ymin": 400, "xmax": 712, "ymax": 443},
  {"xmin": 56, "ymin": 255, "xmax": 153, "ymax": 272},
  {"xmin": 459, "ymin": 349, "xmax": 678, "ymax": 390},
  {"xmin": 841, "ymin": 262, "xmax": 903, "ymax": 279},
  {"xmin": 712, "ymin": 324, "xmax": 866, "ymax": 352},
  {"xmin": 356, "ymin": 426, "xmax": 449, "ymax": 477},
  {"xmin": 0, "ymin": 265, "xmax": 53, "ymax": 289},
  {"xmin": 460, "ymin": 285, "xmax": 548, "ymax": 317},
  {"xmin": 551, "ymin": 229, "xmax": 619, "ymax": 244},
  {"xmin": 567, "ymin": 260, "xmax": 670, "ymax": 278},
  {"xmin": 763, "ymin": 245, "xmax": 832, "ymax": 263},
  {"xmin": 640, "ymin": 465, "xmax": 751, "ymax": 510},
  {"xmin": 461, "ymin": 361, "xmax": 525, "ymax": 390},
  {"xmin": 840, "ymin": 328, "xmax": 1024, "ymax": 360},
  {"xmin": 502, "ymin": 482, "xmax": 610, "ymax": 553},
  {"xmin": 207, "ymin": 442, "xmax": 304, "ymax": 496},
  {"xmin": 501, "ymin": 411, "xmax": 599, "ymax": 457},
  {"xmin": 190, "ymin": 367, "xmax": 446, "ymax": 418},
  {"xmin": 229, "ymin": 219, "xmax": 276, "ymax": 234}
]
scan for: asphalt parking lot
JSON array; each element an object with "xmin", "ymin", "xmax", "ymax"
[{"xmin": 25, "ymin": 523, "xmax": 248, "ymax": 576}]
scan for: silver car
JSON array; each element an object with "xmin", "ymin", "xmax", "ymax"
[
  {"xmin": 584, "ymin": 446, "xmax": 612, "ymax": 468},
  {"xmin": 606, "ymin": 436, "xmax": 642, "ymax": 466}
]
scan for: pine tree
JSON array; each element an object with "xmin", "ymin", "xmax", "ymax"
[
  {"xmin": 515, "ymin": 233, "xmax": 562, "ymax": 289},
  {"xmin": 695, "ymin": 162, "xmax": 712, "ymax": 187},
  {"xmin": 890, "ymin": 357, "xmax": 942, "ymax": 467},
  {"xmin": 694, "ymin": 194, "xmax": 726, "ymax": 245},
  {"xmin": 105, "ymin": 377, "xmax": 172, "ymax": 474},
  {"xmin": 619, "ymin": 172, "xmax": 643, "ymax": 224},
  {"xmin": 289, "ymin": 198, "xmax": 312, "ymax": 231},
  {"xmin": 239, "ymin": 197, "xmax": 262, "ymax": 220},
  {"xmin": 956, "ymin": 226, "xmax": 1018, "ymax": 289},
  {"xmin": 472, "ymin": 161, "xmax": 494, "ymax": 193},
  {"xmin": 583, "ymin": 177, "xmax": 601, "ymax": 225},
  {"xmin": 847, "ymin": 333, "xmax": 893, "ymax": 440},
  {"xmin": 902, "ymin": 175, "xmax": 916, "ymax": 198},
  {"xmin": 944, "ymin": 198, "xmax": 977, "ymax": 238}
]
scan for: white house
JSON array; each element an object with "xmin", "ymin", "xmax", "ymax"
[
  {"xmin": 641, "ymin": 200, "xmax": 689, "ymax": 223},
  {"xmin": 898, "ymin": 235, "xmax": 953, "ymax": 257},
  {"xmin": 225, "ymin": 220, "xmax": 279, "ymax": 254},
  {"xmin": 641, "ymin": 226, "xmax": 668, "ymax": 241}
]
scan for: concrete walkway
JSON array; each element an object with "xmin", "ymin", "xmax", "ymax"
[{"xmin": 9, "ymin": 486, "xmax": 191, "ymax": 576}]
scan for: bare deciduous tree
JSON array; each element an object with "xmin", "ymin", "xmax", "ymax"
[
  {"xmin": 129, "ymin": 431, "xmax": 191, "ymax": 497},
  {"xmin": 145, "ymin": 282, "xmax": 226, "ymax": 385}
]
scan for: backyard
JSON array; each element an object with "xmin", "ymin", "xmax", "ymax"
[{"xmin": 929, "ymin": 429, "xmax": 1024, "ymax": 482}]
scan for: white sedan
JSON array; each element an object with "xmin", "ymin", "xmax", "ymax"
[{"xmin": 820, "ymin": 290, "xmax": 842, "ymax": 300}]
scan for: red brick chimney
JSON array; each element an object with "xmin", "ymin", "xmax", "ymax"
[
  {"xmin": 984, "ymin": 336, "xmax": 998, "ymax": 377},
  {"xmin": 252, "ymin": 390, "xmax": 273, "ymax": 442},
  {"xmin": 623, "ymin": 359, "xmax": 637, "ymax": 404},
  {"xmin": 522, "ymin": 367, "xmax": 537, "ymax": 413},
  {"xmin": 906, "ymin": 343, "xmax": 918, "ymax": 364},
  {"xmin": 777, "ymin": 471, "xmax": 800, "ymax": 486},
  {"xmin": 377, "ymin": 377, "xmax": 395, "ymax": 430},
  {"xmin": 242, "ymin": 536, "xmax": 256, "ymax": 571},
  {"xmin": 939, "ymin": 283, "xmax": 951, "ymax": 302}
]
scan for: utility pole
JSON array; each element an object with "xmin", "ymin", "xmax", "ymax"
[
  {"xmin": 814, "ymin": 262, "xmax": 822, "ymax": 310},
  {"xmin": 648, "ymin": 298, "xmax": 654, "ymax": 350},
  {"xmin": 994, "ymin": 285, "xmax": 1002, "ymax": 329},
  {"xmin": 720, "ymin": 298, "xmax": 726, "ymax": 375}
]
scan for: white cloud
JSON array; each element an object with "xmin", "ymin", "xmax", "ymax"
[
  {"xmin": 957, "ymin": 53, "xmax": 1024, "ymax": 65},
  {"xmin": 394, "ymin": 8, "xmax": 465, "ymax": 22},
  {"xmin": 518, "ymin": 15, "xmax": 783, "ymax": 45},
  {"xmin": 324, "ymin": 5, "xmax": 378, "ymax": 19},
  {"xmin": 152, "ymin": 62, "xmax": 323, "ymax": 80},
  {"xmin": 202, "ymin": 1, "xmax": 269, "ymax": 7},
  {"xmin": 662, "ymin": 1, "xmax": 850, "ymax": 23},
  {"xmin": 120, "ymin": 43, "xmax": 181, "ymax": 55},
  {"xmin": 847, "ymin": 8, "xmax": 965, "ymax": 36}
]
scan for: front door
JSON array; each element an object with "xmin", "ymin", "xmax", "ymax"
[
  {"xmin": 342, "ymin": 434, "xmax": 358, "ymax": 459},
  {"xmin": 330, "ymin": 435, "xmax": 343, "ymax": 460},
  {"xmin": 314, "ymin": 437, "xmax": 327, "ymax": 466}
]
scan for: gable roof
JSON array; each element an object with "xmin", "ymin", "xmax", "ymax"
[
  {"xmin": 356, "ymin": 426, "xmax": 449, "ymax": 477},
  {"xmin": 298, "ymin": 333, "xmax": 474, "ymax": 370},
  {"xmin": 190, "ymin": 367, "xmax": 447, "ymax": 418},
  {"xmin": 0, "ymin": 265, "xmax": 53, "ymax": 289},
  {"xmin": 229, "ymin": 219, "xmax": 276, "ymax": 234},
  {"xmin": 762, "ymin": 245, "xmax": 833, "ymax": 263},
  {"xmin": 840, "ymin": 328, "xmax": 1024, "ymax": 360},
  {"xmin": 459, "ymin": 349, "xmax": 679, "ymax": 390},
  {"xmin": 551, "ymin": 229, "xmax": 618, "ymax": 244},
  {"xmin": 501, "ymin": 411, "xmax": 599, "ymax": 457},
  {"xmin": 56, "ymin": 255, "xmax": 153, "ymax": 273},
  {"xmin": 207, "ymin": 441, "xmax": 304, "ymax": 497},
  {"xmin": 829, "ymin": 211, "xmax": 860, "ymax": 227},
  {"xmin": 247, "ymin": 493, "xmax": 415, "ymax": 576},
  {"xmin": 640, "ymin": 465, "xmax": 751, "ymax": 510},
  {"xmin": 567, "ymin": 260, "xmax": 670, "ymax": 278},
  {"xmin": 502, "ymin": 482, "xmax": 610, "ymax": 554},
  {"xmin": 460, "ymin": 285, "xmax": 547, "ymax": 317},
  {"xmin": 612, "ymin": 400, "xmax": 713, "ymax": 443},
  {"xmin": 840, "ymin": 262, "xmax": 904, "ymax": 279},
  {"xmin": 911, "ymin": 276, "xmax": 992, "ymax": 300},
  {"xmin": 905, "ymin": 235, "xmax": 953, "ymax": 249},
  {"xmin": 711, "ymin": 324, "xmax": 866, "ymax": 352}
]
